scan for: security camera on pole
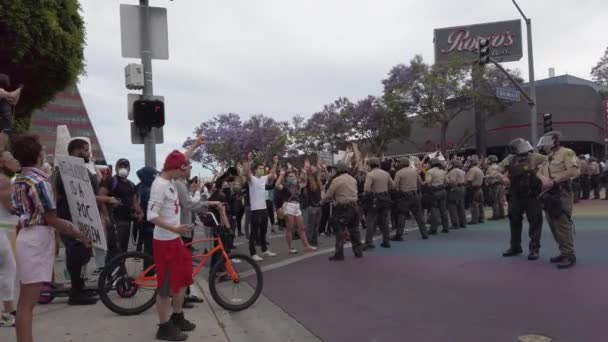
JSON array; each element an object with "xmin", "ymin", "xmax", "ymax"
[{"xmin": 120, "ymin": 1, "xmax": 170, "ymax": 168}]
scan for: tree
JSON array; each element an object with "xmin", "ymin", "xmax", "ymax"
[
  {"xmin": 189, "ymin": 113, "xmax": 246, "ymax": 172},
  {"xmin": 384, "ymin": 56, "xmax": 473, "ymax": 156},
  {"xmin": 591, "ymin": 46, "xmax": 608, "ymax": 87},
  {"xmin": 242, "ymin": 114, "xmax": 290, "ymax": 163},
  {"xmin": 298, "ymin": 97, "xmax": 355, "ymax": 154},
  {"xmin": 348, "ymin": 96, "xmax": 411, "ymax": 157},
  {"xmin": 0, "ymin": 0, "xmax": 86, "ymax": 131}
]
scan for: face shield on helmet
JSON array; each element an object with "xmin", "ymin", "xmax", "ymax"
[
  {"xmin": 537, "ymin": 135, "xmax": 555, "ymax": 153},
  {"xmin": 509, "ymin": 138, "xmax": 533, "ymax": 155}
]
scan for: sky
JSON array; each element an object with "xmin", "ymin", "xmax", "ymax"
[{"xmin": 77, "ymin": 0, "xmax": 607, "ymax": 180}]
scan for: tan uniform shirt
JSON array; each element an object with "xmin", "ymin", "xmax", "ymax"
[
  {"xmin": 484, "ymin": 164, "xmax": 503, "ymax": 185},
  {"xmin": 425, "ymin": 167, "xmax": 447, "ymax": 187},
  {"xmin": 499, "ymin": 153, "xmax": 546, "ymax": 176},
  {"xmin": 539, "ymin": 147, "xmax": 580, "ymax": 180},
  {"xmin": 393, "ymin": 167, "xmax": 421, "ymax": 192},
  {"xmin": 446, "ymin": 168, "xmax": 465, "ymax": 186},
  {"xmin": 465, "ymin": 166, "xmax": 484, "ymax": 187},
  {"xmin": 590, "ymin": 161, "xmax": 600, "ymax": 175},
  {"xmin": 364, "ymin": 168, "xmax": 393, "ymax": 193},
  {"xmin": 320, "ymin": 173, "xmax": 358, "ymax": 205}
]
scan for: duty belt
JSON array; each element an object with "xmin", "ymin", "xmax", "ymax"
[
  {"xmin": 400, "ymin": 189, "xmax": 418, "ymax": 195},
  {"xmin": 335, "ymin": 201, "xmax": 358, "ymax": 209},
  {"xmin": 430, "ymin": 185, "xmax": 445, "ymax": 191}
]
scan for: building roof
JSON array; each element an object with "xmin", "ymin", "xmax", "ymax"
[{"xmin": 525, "ymin": 74, "xmax": 608, "ymax": 93}]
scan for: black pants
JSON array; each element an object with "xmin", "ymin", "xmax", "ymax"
[
  {"xmin": 233, "ymin": 209, "xmax": 244, "ymax": 235},
  {"xmin": 249, "ymin": 209, "xmax": 268, "ymax": 255},
  {"xmin": 319, "ymin": 203, "xmax": 331, "ymax": 234},
  {"xmin": 266, "ymin": 200, "xmax": 275, "ymax": 226},
  {"xmin": 396, "ymin": 194, "xmax": 428, "ymax": 237},
  {"xmin": 508, "ymin": 196, "xmax": 543, "ymax": 252},
  {"xmin": 61, "ymin": 236, "xmax": 92, "ymax": 296},
  {"xmin": 116, "ymin": 220, "xmax": 133, "ymax": 253}
]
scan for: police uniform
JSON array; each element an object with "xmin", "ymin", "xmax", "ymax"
[
  {"xmin": 446, "ymin": 163, "xmax": 467, "ymax": 229},
  {"xmin": 425, "ymin": 162, "xmax": 449, "ymax": 233},
  {"xmin": 465, "ymin": 163, "xmax": 485, "ymax": 224},
  {"xmin": 362, "ymin": 159, "xmax": 394, "ymax": 249},
  {"xmin": 578, "ymin": 157, "xmax": 591, "ymax": 199},
  {"xmin": 321, "ymin": 163, "xmax": 363, "ymax": 261},
  {"xmin": 485, "ymin": 160, "xmax": 506, "ymax": 219},
  {"xmin": 392, "ymin": 158, "xmax": 428, "ymax": 240},
  {"xmin": 500, "ymin": 152, "xmax": 545, "ymax": 258},
  {"xmin": 589, "ymin": 159, "xmax": 601, "ymax": 199},
  {"xmin": 538, "ymin": 143, "xmax": 578, "ymax": 268}
]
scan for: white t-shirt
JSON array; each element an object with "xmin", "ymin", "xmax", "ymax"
[
  {"xmin": 249, "ymin": 175, "xmax": 269, "ymax": 211},
  {"xmin": 148, "ymin": 177, "xmax": 181, "ymax": 241}
]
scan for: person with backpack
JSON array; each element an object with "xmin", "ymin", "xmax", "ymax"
[{"xmin": 99, "ymin": 158, "xmax": 144, "ymax": 253}]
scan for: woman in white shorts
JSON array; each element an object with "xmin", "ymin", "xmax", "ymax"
[
  {"xmin": 276, "ymin": 169, "xmax": 316, "ymax": 254},
  {"xmin": 10, "ymin": 135, "xmax": 91, "ymax": 342}
]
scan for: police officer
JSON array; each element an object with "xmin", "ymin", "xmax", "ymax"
[
  {"xmin": 578, "ymin": 155, "xmax": 590, "ymax": 199},
  {"xmin": 426, "ymin": 158, "xmax": 450, "ymax": 234},
  {"xmin": 392, "ymin": 157, "xmax": 428, "ymax": 240},
  {"xmin": 321, "ymin": 162, "xmax": 363, "ymax": 261},
  {"xmin": 446, "ymin": 159, "xmax": 467, "ymax": 230},
  {"xmin": 499, "ymin": 138, "xmax": 545, "ymax": 260},
  {"xmin": 485, "ymin": 155, "xmax": 506, "ymax": 220},
  {"xmin": 589, "ymin": 157, "xmax": 601, "ymax": 199},
  {"xmin": 537, "ymin": 131, "xmax": 579, "ymax": 269},
  {"xmin": 465, "ymin": 155, "xmax": 485, "ymax": 224},
  {"xmin": 362, "ymin": 158, "xmax": 393, "ymax": 250}
]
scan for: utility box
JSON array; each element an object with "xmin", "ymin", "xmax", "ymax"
[{"xmin": 125, "ymin": 63, "xmax": 144, "ymax": 90}]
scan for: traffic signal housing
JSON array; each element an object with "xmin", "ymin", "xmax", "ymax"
[
  {"xmin": 133, "ymin": 99, "xmax": 165, "ymax": 128},
  {"xmin": 478, "ymin": 38, "xmax": 491, "ymax": 65},
  {"xmin": 543, "ymin": 113, "xmax": 553, "ymax": 133}
]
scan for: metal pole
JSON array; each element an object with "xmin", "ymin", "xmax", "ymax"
[
  {"xmin": 473, "ymin": 63, "xmax": 487, "ymax": 156},
  {"xmin": 140, "ymin": 0, "xmax": 156, "ymax": 168},
  {"xmin": 512, "ymin": 0, "xmax": 538, "ymax": 149}
]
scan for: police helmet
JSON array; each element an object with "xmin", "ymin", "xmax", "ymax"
[
  {"xmin": 368, "ymin": 157, "xmax": 380, "ymax": 168},
  {"xmin": 509, "ymin": 138, "xmax": 533, "ymax": 155},
  {"xmin": 430, "ymin": 158, "xmax": 442, "ymax": 167},
  {"xmin": 468, "ymin": 155, "xmax": 480, "ymax": 165},
  {"xmin": 537, "ymin": 131, "xmax": 562, "ymax": 150},
  {"xmin": 450, "ymin": 159, "xmax": 462, "ymax": 169},
  {"xmin": 399, "ymin": 157, "xmax": 410, "ymax": 167},
  {"xmin": 335, "ymin": 162, "xmax": 349, "ymax": 173},
  {"xmin": 487, "ymin": 155, "xmax": 498, "ymax": 163}
]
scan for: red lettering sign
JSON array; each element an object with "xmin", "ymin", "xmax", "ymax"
[{"xmin": 441, "ymin": 29, "xmax": 516, "ymax": 54}]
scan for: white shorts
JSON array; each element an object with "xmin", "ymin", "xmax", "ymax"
[
  {"xmin": 284, "ymin": 202, "xmax": 302, "ymax": 217},
  {"xmin": 0, "ymin": 233, "xmax": 16, "ymax": 300},
  {"xmin": 16, "ymin": 226, "xmax": 55, "ymax": 284}
]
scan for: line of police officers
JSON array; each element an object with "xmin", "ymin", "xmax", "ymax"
[{"xmin": 320, "ymin": 131, "xmax": 579, "ymax": 269}]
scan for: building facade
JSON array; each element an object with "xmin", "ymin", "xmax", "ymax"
[
  {"xmin": 29, "ymin": 85, "xmax": 106, "ymax": 164},
  {"xmin": 383, "ymin": 75, "xmax": 608, "ymax": 159}
]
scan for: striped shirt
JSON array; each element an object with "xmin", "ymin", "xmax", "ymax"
[{"xmin": 11, "ymin": 167, "xmax": 56, "ymax": 227}]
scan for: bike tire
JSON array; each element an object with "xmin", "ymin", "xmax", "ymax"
[
  {"xmin": 209, "ymin": 253, "xmax": 263, "ymax": 312},
  {"xmin": 97, "ymin": 251, "xmax": 157, "ymax": 316}
]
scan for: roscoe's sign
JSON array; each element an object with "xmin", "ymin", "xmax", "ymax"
[{"xmin": 434, "ymin": 19, "xmax": 523, "ymax": 63}]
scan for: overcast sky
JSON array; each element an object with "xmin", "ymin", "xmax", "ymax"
[{"xmin": 77, "ymin": 0, "xmax": 607, "ymax": 179}]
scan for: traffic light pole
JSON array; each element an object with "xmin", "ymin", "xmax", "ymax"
[
  {"xmin": 512, "ymin": 0, "xmax": 538, "ymax": 150},
  {"xmin": 140, "ymin": 0, "xmax": 156, "ymax": 168}
]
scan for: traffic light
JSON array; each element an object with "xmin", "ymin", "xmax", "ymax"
[
  {"xmin": 478, "ymin": 38, "xmax": 491, "ymax": 65},
  {"xmin": 543, "ymin": 113, "xmax": 553, "ymax": 133},
  {"xmin": 133, "ymin": 99, "xmax": 165, "ymax": 128}
]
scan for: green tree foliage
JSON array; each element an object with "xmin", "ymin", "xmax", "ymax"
[{"xmin": 0, "ymin": 0, "xmax": 86, "ymax": 131}]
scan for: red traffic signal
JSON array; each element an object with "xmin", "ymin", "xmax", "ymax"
[{"xmin": 133, "ymin": 99, "xmax": 165, "ymax": 128}]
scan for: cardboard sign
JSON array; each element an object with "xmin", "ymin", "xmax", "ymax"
[{"xmin": 56, "ymin": 156, "xmax": 107, "ymax": 250}]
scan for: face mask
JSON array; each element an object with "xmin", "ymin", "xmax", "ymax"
[
  {"xmin": 256, "ymin": 169, "xmax": 265, "ymax": 177},
  {"xmin": 286, "ymin": 179, "xmax": 297, "ymax": 186},
  {"xmin": 118, "ymin": 168, "xmax": 129, "ymax": 178}
]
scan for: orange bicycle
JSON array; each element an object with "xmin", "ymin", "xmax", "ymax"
[{"xmin": 97, "ymin": 213, "xmax": 263, "ymax": 315}]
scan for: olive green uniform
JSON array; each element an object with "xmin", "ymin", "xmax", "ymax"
[
  {"xmin": 579, "ymin": 158, "xmax": 591, "ymax": 199},
  {"xmin": 321, "ymin": 173, "xmax": 363, "ymax": 258},
  {"xmin": 538, "ymin": 147, "xmax": 579, "ymax": 259},
  {"xmin": 426, "ymin": 167, "xmax": 450, "ymax": 233},
  {"xmin": 485, "ymin": 163, "xmax": 506, "ymax": 219},
  {"xmin": 393, "ymin": 167, "xmax": 428, "ymax": 238},
  {"xmin": 446, "ymin": 167, "xmax": 467, "ymax": 229},
  {"xmin": 500, "ymin": 153, "xmax": 545, "ymax": 253},
  {"xmin": 465, "ymin": 166, "xmax": 485, "ymax": 224},
  {"xmin": 363, "ymin": 168, "xmax": 394, "ymax": 246}
]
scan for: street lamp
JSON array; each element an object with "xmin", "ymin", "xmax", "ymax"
[{"xmin": 512, "ymin": 0, "xmax": 538, "ymax": 150}]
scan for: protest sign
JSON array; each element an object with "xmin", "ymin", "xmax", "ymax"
[{"xmin": 56, "ymin": 156, "xmax": 107, "ymax": 250}]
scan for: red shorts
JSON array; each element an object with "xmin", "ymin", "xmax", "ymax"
[{"xmin": 153, "ymin": 238, "xmax": 193, "ymax": 296}]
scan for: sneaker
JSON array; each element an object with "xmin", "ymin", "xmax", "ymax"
[
  {"xmin": 252, "ymin": 255, "xmax": 264, "ymax": 262},
  {"xmin": 156, "ymin": 320, "xmax": 187, "ymax": 341},
  {"xmin": 304, "ymin": 246, "xmax": 317, "ymax": 252},
  {"xmin": 68, "ymin": 293, "xmax": 98, "ymax": 306},
  {"xmin": 170, "ymin": 312, "xmax": 196, "ymax": 332},
  {"xmin": 185, "ymin": 295, "xmax": 204, "ymax": 303},
  {"xmin": 289, "ymin": 248, "xmax": 298, "ymax": 254},
  {"xmin": 0, "ymin": 312, "xmax": 15, "ymax": 327},
  {"xmin": 262, "ymin": 250, "xmax": 277, "ymax": 257},
  {"xmin": 230, "ymin": 258, "xmax": 242, "ymax": 264}
]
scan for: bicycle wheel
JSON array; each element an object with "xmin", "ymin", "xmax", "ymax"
[
  {"xmin": 209, "ymin": 253, "xmax": 263, "ymax": 312},
  {"xmin": 98, "ymin": 251, "xmax": 157, "ymax": 316}
]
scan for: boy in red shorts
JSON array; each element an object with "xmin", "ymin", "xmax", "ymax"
[{"xmin": 148, "ymin": 137, "xmax": 204, "ymax": 341}]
